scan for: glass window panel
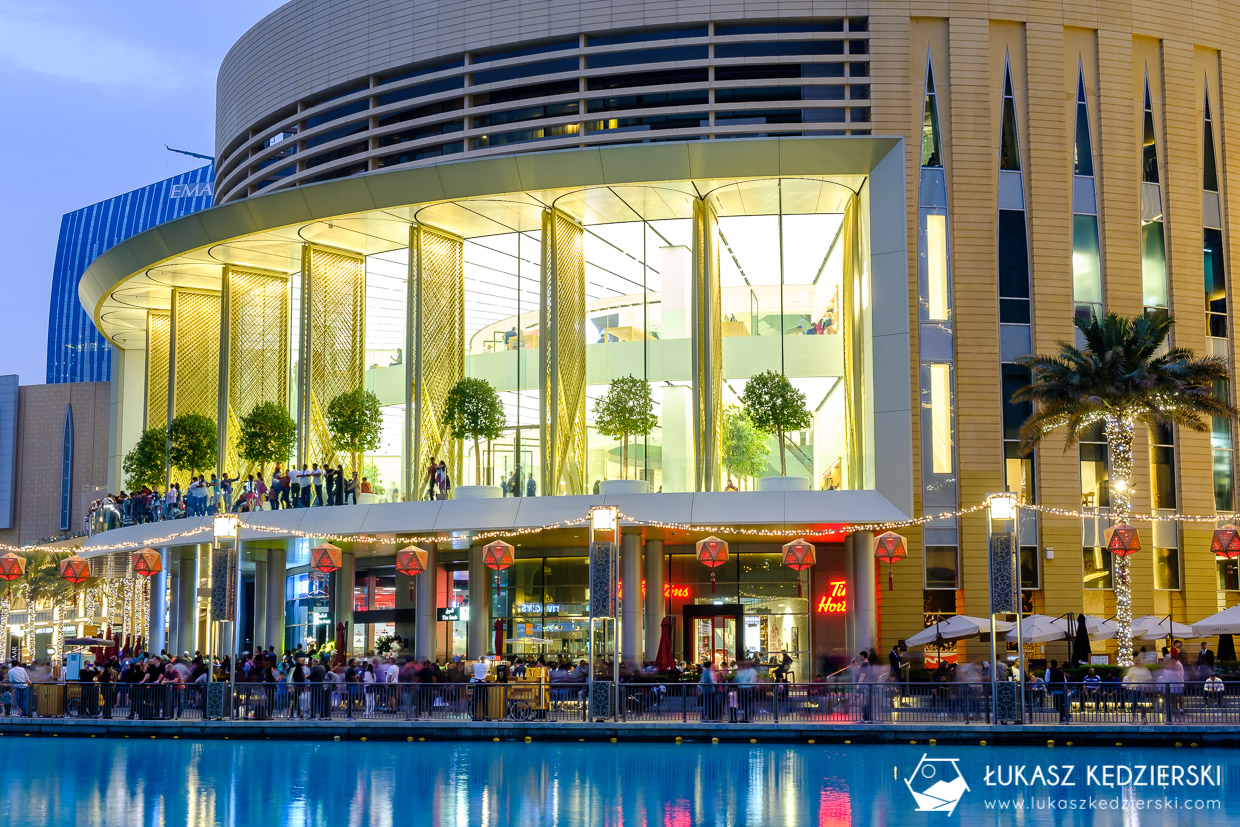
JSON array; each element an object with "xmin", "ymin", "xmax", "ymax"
[
  {"xmin": 998, "ymin": 210, "xmax": 1030, "ymax": 299},
  {"xmin": 1142, "ymin": 84, "xmax": 1159, "ymax": 184},
  {"xmin": 1080, "ymin": 440, "xmax": 1109, "ymax": 509},
  {"xmin": 1204, "ymin": 94, "xmax": 1220, "ymax": 192},
  {"xmin": 1205, "ymin": 227, "xmax": 1227, "ymax": 336},
  {"xmin": 924, "ymin": 546, "xmax": 959, "ymax": 589},
  {"xmin": 1154, "ymin": 547, "xmax": 1181, "ymax": 591},
  {"xmin": 1213, "ymin": 385, "xmax": 1234, "ymax": 511},
  {"xmin": 927, "ymin": 363, "xmax": 953, "ymax": 474},
  {"xmin": 1083, "ymin": 546, "xmax": 1113, "ymax": 589},
  {"xmin": 925, "ymin": 213, "xmax": 949, "ymax": 320},
  {"xmin": 1020, "ymin": 545, "xmax": 1039, "ymax": 590},
  {"xmin": 1072, "ymin": 214, "xmax": 1103, "ymax": 306},
  {"xmin": 1218, "ymin": 559, "xmax": 1240, "ymax": 591},
  {"xmin": 1074, "ymin": 102, "xmax": 1093, "ymax": 176},
  {"xmin": 1148, "ymin": 423, "xmax": 1176, "ymax": 509},
  {"xmin": 921, "ymin": 69, "xmax": 942, "ymax": 167},
  {"xmin": 1004, "ymin": 442, "xmax": 1035, "ymax": 503},
  {"xmin": 1141, "ymin": 221, "xmax": 1168, "ymax": 309},
  {"xmin": 1000, "ymin": 71, "xmax": 1021, "ymax": 171}
]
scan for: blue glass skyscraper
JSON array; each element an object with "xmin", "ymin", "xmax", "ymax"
[{"xmin": 46, "ymin": 164, "xmax": 215, "ymax": 384}]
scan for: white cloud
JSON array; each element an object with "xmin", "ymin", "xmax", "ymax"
[{"xmin": 0, "ymin": 2, "xmax": 207, "ymax": 92}]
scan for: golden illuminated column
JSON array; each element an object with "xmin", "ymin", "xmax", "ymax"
[
  {"xmin": 540, "ymin": 209, "xmax": 587, "ymax": 495},
  {"xmin": 410, "ymin": 224, "xmax": 465, "ymax": 495},
  {"xmin": 839, "ymin": 197, "xmax": 866, "ymax": 490},
  {"xmin": 219, "ymin": 268, "xmax": 290, "ymax": 474},
  {"xmin": 145, "ymin": 310, "xmax": 171, "ymax": 429},
  {"xmin": 297, "ymin": 245, "xmax": 365, "ymax": 469},
  {"xmin": 691, "ymin": 198, "xmax": 722, "ymax": 492}
]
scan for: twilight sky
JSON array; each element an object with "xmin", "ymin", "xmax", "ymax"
[{"xmin": 0, "ymin": 0, "xmax": 285, "ymax": 384}]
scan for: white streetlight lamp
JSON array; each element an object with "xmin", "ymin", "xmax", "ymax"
[
  {"xmin": 986, "ymin": 492, "xmax": 1024, "ymax": 725},
  {"xmin": 212, "ymin": 512, "xmax": 241, "ymax": 718}
]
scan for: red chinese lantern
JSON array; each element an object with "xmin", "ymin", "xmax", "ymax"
[
  {"xmin": 396, "ymin": 545, "xmax": 429, "ymax": 577},
  {"xmin": 0, "ymin": 553, "xmax": 25, "ymax": 582},
  {"xmin": 1104, "ymin": 523, "xmax": 1141, "ymax": 558},
  {"xmin": 696, "ymin": 536, "xmax": 729, "ymax": 592},
  {"xmin": 132, "ymin": 548, "xmax": 162, "ymax": 578},
  {"xmin": 311, "ymin": 543, "xmax": 343, "ymax": 574},
  {"xmin": 483, "ymin": 540, "xmax": 515, "ymax": 598},
  {"xmin": 873, "ymin": 531, "xmax": 907, "ymax": 591},
  {"xmin": 782, "ymin": 538, "xmax": 815, "ymax": 596},
  {"xmin": 1211, "ymin": 524, "xmax": 1240, "ymax": 560},
  {"xmin": 59, "ymin": 554, "xmax": 91, "ymax": 585}
]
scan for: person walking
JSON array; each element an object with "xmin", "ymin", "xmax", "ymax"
[
  {"xmin": 426, "ymin": 457, "xmax": 438, "ymax": 501},
  {"xmin": 7, "ymin": 660, "xmax": 30, "ymax": 717},
  {"xmin": 1047, "ymin": 659, "xmax": 1070, "ymax": 723},
  {"xmin": 698, "ymin": 661, "xmax": 719, "ymax": 722}
]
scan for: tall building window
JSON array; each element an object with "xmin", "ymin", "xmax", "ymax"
[
  {"xmin": 1001, "ymin": 364, "xmax": 1034, "ymax": 502},
  {"xmin": 999, "ymin": 69, "xmax": 1020, "ymax": 172},
  {"xmin": 1073, "ymin": 69, "xmax": 1093, "ymax": 176},
  {"xmin": 925, "ymin": 545, "xmax": 959, "ymax": 590},
  {"xmin": 926, "ymin": 363, "xmax": 954, "ymax": 474},
  {"xmin": 1213, "ymin": 380, "xmax": 1235, "ymax": 511},
  {"xmin": 921, "ymin": 68, "xmax": 942, "ymax": 168},
  {"xmin": 925, "ymin": 214, "xmax": 949, "ymax": 321},
  {"xmin": 1083, "ymin": 545, "xmax": 1113, "ymax": 590},
  {"xmin": 1071, "ymin": 64, "xmax": 1102, "ymax": 331},
  {"xmin": 1205, "ymin": 228, "xmax": 1227, "ymax": 338},
  {"xmin": 1153, "ymin": 547, "xmax": 1181, "ymax": 591},
  {"xmin": 1079, "ymin": 424, "xmax": 1109, "ymax": 509},
  {"xmin": 59, "ymin": 406, "xmax": 72, "ymax": 532},
  {"xmin": 1148, "ymin": 422, "xmax": 1176, "ymax": 509},
  {"xmin": 1204, "ymin": 91, "xmax": 1220, "ymax": 193},
  {"xmin": 1140, "ymin": 77, "xmax": 1169, "ymax": 312}
]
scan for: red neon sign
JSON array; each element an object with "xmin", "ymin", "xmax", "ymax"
[
  {"xmin": 618, "ymin": 580, "xmax": 691, "ymax": 599},
  {"xmin": 816, "ymin": 580, "xmax": 848, "ymax": 614}
]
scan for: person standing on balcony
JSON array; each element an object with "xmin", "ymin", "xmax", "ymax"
[
  {"xmin": 335, "ymin": 465, "xmax": 346, "ymax": 505},
  {"xmin": 425, "ymin": 457, "xmax": 438, "ymax": 501},
  {"xmin": 299, "ymin": 465, "xmax": 312, "ymax": 508},
  {"xmin": 324, "ymin": 465, "xmax": 336, "ymax": 506},
  {"xmin": 312, "ymin": 463, "xmax": 325, "ymax": 507}
]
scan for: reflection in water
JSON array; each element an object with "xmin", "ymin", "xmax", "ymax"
[{"xmin": 2, "ymin": 739, "xmax": 1237, "ymax": 825}]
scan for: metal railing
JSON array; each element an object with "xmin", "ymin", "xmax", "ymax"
[{"xmin": 2, "ymin": 681, "xmax": 1237, "ymax": 726}]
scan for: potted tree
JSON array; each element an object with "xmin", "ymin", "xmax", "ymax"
[
  {"xmin": 237, "ymin": 401, "xmax": 296, "ymax": 474},
  {"xmin": 593, "ymin": 374, "xmax": 657, "ymax": 493},
  {"xmin": 1015, "ymin": 310, "xmax": 1235, "ymax": 665},
  {"xmin": 168, "ymin": 413, "xmax": 218, "ymax": 478},
  {"xmin": 123, "ymin": 427, "xmax": 168, "ymax": 490},
  {"xmin": 722, "ymin": 404, "xmax": 769, "ymax": 490},
  {"xmin": 740, "ymin": 370, "xmax": 814, "ymax": 490},
  {"xmin": 444, "ymin": 377, "xmax": 506, "ymax": 498},
  {"xmin": 326, "ymin": 388, "xmax": 383, "ymax": 500}
]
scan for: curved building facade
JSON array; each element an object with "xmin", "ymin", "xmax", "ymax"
[{"xmin": 75, "ymin": 0, "xmax": 1240, "ymax": 663}]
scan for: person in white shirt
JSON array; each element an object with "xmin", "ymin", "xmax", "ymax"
[{"xmin": 7, "ymin": 661, "xmax": 30, "ymax": 717}]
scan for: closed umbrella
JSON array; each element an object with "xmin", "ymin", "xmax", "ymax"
[
  {"xmin": 906, "ymin": 615, "xmax": 1014, "ymax": 647},
  {"xmin": 1191, "ymin": 604, "xmax": 1240, "ymax": 636},
  {"xmin": 493, "ymin": 619, "xmax": 505, "ymax": 658},
  {"xmin": 1218, "ymin": 635, "xmax": 1236, "ymax": 662},
  {"xmin": 1073, "ymin": 614, "xmax": 1092, "ymax": 664},
  {"xmin": 654, "ymin": 616, "xmax": 675, "ymax": 671}
]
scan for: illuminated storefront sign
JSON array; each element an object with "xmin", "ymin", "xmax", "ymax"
[
  {"xmin": 816, "ymin": 580, "xmax": 848, "ymax": 614},
  {"xmin": 618, "ymin": 581, "xmax": 691, "ymax": 599}
]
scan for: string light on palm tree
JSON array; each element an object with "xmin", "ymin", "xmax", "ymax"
[
  {"xmin": 1014, "ymin": 310, "xmax": 1236, "ymax": 666},
  {"xmin": 0, "ymin": 553, "xmax": 23, "ymax": 654}
]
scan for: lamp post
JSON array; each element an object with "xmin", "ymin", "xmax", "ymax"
[
  {"xmin": 212, "ymin": 513, "xmax": 240, "ymax": 720},
  {"xmin": 588, "ymin": 505, "xmax": 618, "ymax": 720},
  {"xmin": 986, "ymin": 493, "xmax": 1024, "ymax": 725}
]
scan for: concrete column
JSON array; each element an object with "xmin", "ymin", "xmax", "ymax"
[
  {"xmin": 643, "ymin": 538, "xmax": 665, "ymax": 662},
  {"xmin": 176, "ymin": 547, "xmax": 199, "ymax": 656},
  {"xmin": 621, "ymin": 530, "xmax": 642, "ymax": 667},
  {"xmin": 148, "ymin": 548, "xmax": 169, "ymax": 655},
  {"xmin": 253, "ymin": 557, "xmax": 268, "ymax": 652},
  {"xmin": 467, "ymin": 544, "xmax": 491, "ymax": 658},
  {"xmin": 333, "ymin": 551, "xmax": 355, "ymax": 653},
  {"xmin": 849, "ymin": 531, "xmax": 877, "ymax": 655},
  {"xmin": 264, "ymin": 547, "xmax": 286, "ymax": 654},
  {"xmin": 414, "ymin": 543, "xmax": 439, "ymax": 661}
]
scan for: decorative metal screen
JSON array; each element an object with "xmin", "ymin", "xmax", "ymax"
[
  {"xmin": 171, "ymin": 290, "xmax": 221, "ymax": 420},
  {"xmin": 692, "ymin": 200, "xmax": 722, "ymax": 491},
  {"xmin": 413, "ymin": 225, "xmax": 465, "ymax": 487},
  {"xmin": 208, "ymin": 545, "xmax": 236, "ymax": 623},
  {"xmin": 145, "ymin": 311, "xmax": 171, "ymax": 429},
  {"xmin": 540, "ymin": 210, "xmax": 587, "ymax": 495},
  {"xmin": 225, "ymin": 268, "xmax": 290, "ymax": 474},
  {"xmin": 989, "ymin": 533, "xmax": 1018, "ymax": 614},
  {"xmin": 304, "ymin": 246, "xmax": 365, "ymax": 468}
]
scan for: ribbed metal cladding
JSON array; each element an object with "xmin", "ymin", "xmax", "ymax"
[{"xmin": 691, "ymin": 198, "xmax": 722, "ymax": 492}]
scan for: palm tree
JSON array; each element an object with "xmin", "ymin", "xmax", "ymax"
[
  {"xmin": 1013, "ymin": 310, "xmax": 1237, "ymax": 667},
  {"xmin": 14, "ymin": 552, "xmax": 76, "ymax": 662}
]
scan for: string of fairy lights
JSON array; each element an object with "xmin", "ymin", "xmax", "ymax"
[{"xmin": 7, "ymin": 493, "xmax": 1238, "ymax": 557}]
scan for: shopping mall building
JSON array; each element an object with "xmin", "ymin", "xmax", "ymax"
[{"xmin": 75, "ymin": 0, "xmax": 1240, "ymax": 667}]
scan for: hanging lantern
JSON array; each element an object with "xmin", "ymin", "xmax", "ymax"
[
  {"xmin": 696, "ymin": 536, "xmax": 729, "ymax": 592},
  {"xmin": 782, "ymin": 538, "xmax": 815, "ymax": 596},
  {"xmin": 0, "ymin": 553, "xmax": 25, "ymax": 582},
  {"xmin": 132, "ymin": 548, "xmax": 162, "ymax": 578},
  {"xmin": 1211, "ymin": 524, "xmax": 1240, "ymax": 560},
  {"xmin": 483, "ymin": 540, "xmax": 515, "ymax": 598},
  {"xmin": 311, "ymin": 543, "xmax": 343, "ymax": 574},
  {"xmin": 1104, "ymin": 523, "xmax": 1141, "ymax": 557},
  {"xmin": 59, "ymin": 554, "xmax": 91, "ymax": 585},
  {"xmin": 873, "ymin": 531, "xmax": 907, "ymax": 591},
  {"xmin": 396, "ymin": 545, "xmax": 429, "ymax": 577}
]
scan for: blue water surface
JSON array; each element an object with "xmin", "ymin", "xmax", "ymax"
[{"xmin": 2, "ymin": 737, "xmax": 1237, "ymax": 825}]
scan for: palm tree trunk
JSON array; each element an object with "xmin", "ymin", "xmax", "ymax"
[
  {"xmin": 1104, "ymin": 414, "xmax": 1135, "ymax": 667},
  {"xmin": 778, "ymin": 427, "xmax": 787, "ymax": 476}
]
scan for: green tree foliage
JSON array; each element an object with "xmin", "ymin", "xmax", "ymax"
[
  {"xmin": 237, "ymin": 402, "xmax": 297, "ymax": 470},
  {"xmin": 169, "ymin": 414, "xmax": 218, "ymax": 478},
  {"xmin": 722, "ymin": 405, "xmax": 769, "ymax": 487},
  {"xmin": 326, "ymin": 388, "xmax": 383, "ymax": 476},
  {"xmin": 444, "ymin": 377, "xmax": 507, "ymax": 484},
  {"xmin": 123, "ymin": 427, "xmax": 168, "ymax": 490},
  {"xmin": 740, "ymin": 370, "xmax": 813, "ymax": 477},
  {"xmin": 362, "ymin": 461, "xmax": 387, "ymax": 497},
  {"xmin": 1014, "ymin": 310, "xmax": 1236, "ymax": 666},
  {"xmin": 592, "ymin": 375, "xmax": 658, "ymax": 480}
]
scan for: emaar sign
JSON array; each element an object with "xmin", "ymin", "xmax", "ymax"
[{"xmin": 170, "ymin": 182, "xmax": 213, "ymax": 198}]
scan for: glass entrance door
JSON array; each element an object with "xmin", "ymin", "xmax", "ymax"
[{"xmin": 693, "ymin": 616, "xmax": 736, "ymax": 665}]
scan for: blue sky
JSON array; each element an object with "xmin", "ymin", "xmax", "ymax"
[{"xmin": 0, "ymin": 0, "xmax": 285, "ymax": 383}]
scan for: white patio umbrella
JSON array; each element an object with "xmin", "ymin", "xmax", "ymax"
[
  {"xmin": 1192, "ymin": 604, "xmax": 1240, "ymax": 636},
  {"xmin": 906, "ymin": 615, "xmax": 1014, "ymax": 647},
  {"xmin": 1131, "ymin": 615, "xmax": 1196, "ymax": 640},
  {"xmin": 1004, "ymin": 614, "xmax": 1117, "ymax": 643}
]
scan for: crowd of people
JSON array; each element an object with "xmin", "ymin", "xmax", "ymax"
[{"xmin": 86, "ymin": 463, "xmax": 383, "ymax": 533}]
